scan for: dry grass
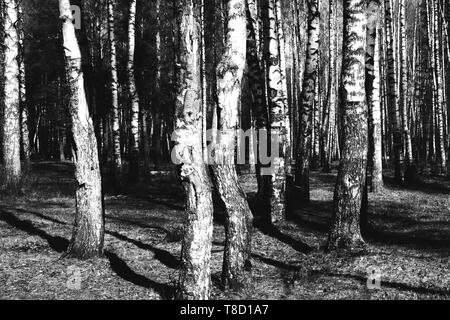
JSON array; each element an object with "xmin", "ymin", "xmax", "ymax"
[{"xmin": 0, "ymin": 162, "xmax": 449, "ymax": 300}]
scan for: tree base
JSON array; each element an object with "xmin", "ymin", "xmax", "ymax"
[{"xmin": 327, "ymin": 236, "xmax": 367, "ymax": 252}]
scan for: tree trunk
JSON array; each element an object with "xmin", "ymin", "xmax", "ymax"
[
  {"xmin": 266, "ymin": 0, "xmax": 289, "ymax": 223},
  {"xmin": 127, "ymin": 0, "xmax": 140, "ymax": 181},
  {"xmin": 2, "ymin": 0, "xmax": 22, "ymax": 190},
  {"xmin": 246, "ymin": 0, "xmax": 269, "ymax": 201},
  {"xmin": 328, "ymin": 0, "xmax": 367, "ymax": 251},
  {"xmin": 175, "ymin": 0, "xmax": 214, "ymax": 300},
  {"xmin": 108, "ymin": 0, "xmax": 123, "ymax": 189},
  {"xmin": 366, "ymin": 1, "xmax": 384, "ymax": 192},
  {"xmin": 323, "ymin": 0, "xmax": 337, "ymax": 173},
  {"xmin": 17, "ymin": 0, "xmax": 30, "ymax": 167},
  {"xmin": 372, "ymin": 26, "xmax": 384, "ymax": 192},
  {"xmin": 294, "ymin": 0, "xmax": 320, "ymax": 203},
  {"xmin": 211, "ymin": 0, "xmax": 253, "ymax": 290},
  {"xmin": 59, "ymin": 0, "xmax": 104, "ymax": 259},
  {"xmin": 400, "ymin": 0, "xmax": 414, "ymax": 180},
  {"xmin": 384, "ymin": 0, "xmax": 403, "ymax": 182}
]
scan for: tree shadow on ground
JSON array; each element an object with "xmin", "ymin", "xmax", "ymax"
[
  {"xmin": 0, "ymin": 210, "xmax": 69, "ymax": 253},
  {"xmin": 0, "ymin": 209, "xmax": 175, "ymax": 299},
  {"xmin": 106, "ymin": 231, "xmax": 180, "ymax": 269},
  {"xmin": 252, "ymin": 250, "xmax": 450, "ymax": 297},
  {"xmin": 384, "ymin": 176, "xmax": 450, "ymax": 195},
  {"xmin": 104, "ymin": 251, "xmax": 174, "ymax": 299},
  {"xmin": 364, "ymin": 227, "xmax": 450, "ymax": 249},
  {"xmin": 248, "ymin": 195, "xmax": 314, "ymax": 255}
]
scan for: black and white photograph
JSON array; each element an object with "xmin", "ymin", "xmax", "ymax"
[{"xmin": 0, "ymin": 0, "xmax": 449, "ymax": 306}]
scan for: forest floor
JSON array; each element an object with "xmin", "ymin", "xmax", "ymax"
[{"xmin": 0, "ymin": 162, "xmax": 449, "ymax": 300}]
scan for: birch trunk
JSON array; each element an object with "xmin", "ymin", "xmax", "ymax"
[
  {"xmin": 175, "ymin": 0, "xmax": 214, "ymax": 300},
  {"xmin": 323, "ymin": 0, "xmax": 337, "ymax": 173},
  {"xmin": 372, "ymin": 27, "xmax": 384, "ymax": 192},
  {"xmin": 107, "ymin": 0, "xmax": 123, "ymax": 188},
  {"xmin": 246, "ymin": 0, "xmax": 269, "ymax": 201},
  {"xmin": 433, "ymin": 0, "xmax": 446, "ymax": 172},
  {"xmin": 366, "ymin": 1, "xmax": 383, "ymax": 192},
  {"xmin": 400, "ymin": 0, "xmax": 414, "ymax": 180},
  {"xmin": 59, "ymin": 0, "xmax": 105, "ymax": 259},
  {"xmin": 384, "ymin": 0, "xmax": 403, "ymax": 182},
  {"xmin": 266, "ymin": 0, "xmax": 289, "ymax": 222},
  {"xmin": 211, "ymin": 0, "xmax": 253, "ymax": 289},
  {"xmin": 2, "ymin": 0, "xmax": 22, "ymax": 189},
  {"xmin": 328, "ymin": 0, "xmax": 367, "ymax": 251},
  {"xmin": 127, "ymin": 0, "xmax": 140, "ymax": 180},
  {"xmin": 17, "ymin": 0, "xmax": 30, "ymax": 167},
  {"xmin": 294, "ymin": 0, "xmax": 320, "ymax": 203}
]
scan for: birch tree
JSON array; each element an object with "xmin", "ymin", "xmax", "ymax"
[
  {"xmin": 366, "ymin": 0, "xmax": 384, "ymax": 192},
  {"xmin": 2, "ymin": 0, "xmax": 22, "ymax": 190},
  {"xmin": 266, "ymin": 0, "xmax": 289, "ymax": 222},
  {"xmin": 328, "ymin": 0, "xmax": 367, "ymax": 250},
  {"xmin": 400, "ymin": 0, "xmax": 414, "ymax": 180},
  {"xmin": 127, "ymin": 0, "xmax": 140, "ymax": 180},
  {"xmin": 174, "ymin": 0, "xmax": 214, "ymax": 300},
  {"xmin": 384, "ymin": 0, "xmax": 403, "ymax": 182},
  {"xmin": 17, "ymin": 0, "xmax": 30, "ymax": 167},
  {"xmin": 59, "ymin": 0, "xmax": 105, "ymax": 258},
  {"xmin": 211, "ymin": 0, "xmax": 253, "ymax": 289},
  {"xmin": 107, "ymin": 0, "xmax": 122, "ymax": 189},
  {"xmin": 294, "ymin": 0, "xmax": 320, "ymax": 202}
]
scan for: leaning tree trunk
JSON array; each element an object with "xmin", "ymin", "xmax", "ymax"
[
  {"xmin": 175, "ymin": 0, "xmax": 214, "ymax": 300},
  {"xmin": 127, "ymin": 0, "xmax": 140, "ymax": 181},
  {"xmin": 59, "ymin": 0, "xmax": 105, "ymax": 259},
  {"xmin": 294, "ymin": 0, "xmax": 320, "ymax": 203},
  {"xmin": 211, "ymin": 0, "xmax": 253, "ymax": 290},
  {"xmin": 328, "ymin": 0, "xmax": 367, "ymax": 251},
  {"xmin": 2, "ymin": 0, "xmax": 22, "ymax": 190},
  {"xmin": 107, "ymin": 0, "xmax": 123, "ymax": 189}
]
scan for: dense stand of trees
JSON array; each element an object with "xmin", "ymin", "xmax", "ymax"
[{"xmin": 1, "ymin": 0, "xmax": 449, "ymax": 299}]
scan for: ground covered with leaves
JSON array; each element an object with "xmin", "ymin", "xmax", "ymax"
[{"xmin": 0, "ymin": 162, "xmax": 449, "ymax": 300}]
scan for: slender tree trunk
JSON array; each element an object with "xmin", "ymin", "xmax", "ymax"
[
  {"xmin": 366, "ymin": 1, "xmax": 384, "ymax": 192},
  {"xmin": 211, "ymin": 0, "xmax": 253, "ymax": 289},
  {"xmin": 328, "ymin": 0, "xmax": 367, "ymax": 251},
  {"xmin": 59, "ymin": 0, "xmax": 104, "ymax": 259},
  {"xmin": 400, "ymin": 0, "xmax": 414, "ymax": 180},
  {"xmin": 372, "ymin": 27, "xmax": 384, "ymax": 192},
  {"xmin": 384, "ymin": 0, "xmax": 403, "ymax": 182},
  {"xmin": 246, "ymin": 0, "xmax": 269, "ymax": 201},
  {"xmin": 294, "ymin": 0, "xmax": 320, "ymax": 203},
  {"xmin": 2, "ymin": 0, "xmax": 22, "ymax": 190},
  {"xmin": 323, "ymin": 0, "xmax": 337, "ymax": 173},
  {"xmin": 266, "ymin": 0, "xmax": 289, "ymax": 223},
  {"xmin": 175, "ymin": 0, "xmax": 214, "ymax": 300},
  {"xmin": 107, "ymin": 0, "xmax": 123, "ymax": 189},
  {"xmin": 127, "ymin": 0, "xmax": 140, "ymax": 181},
  {"xmin": 433, "ymin": 0, "xmax": 446, "ymax": 172},
  {"xmin": 17, "ymin": 0, "xmax": 30, "ymax": 167}
]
